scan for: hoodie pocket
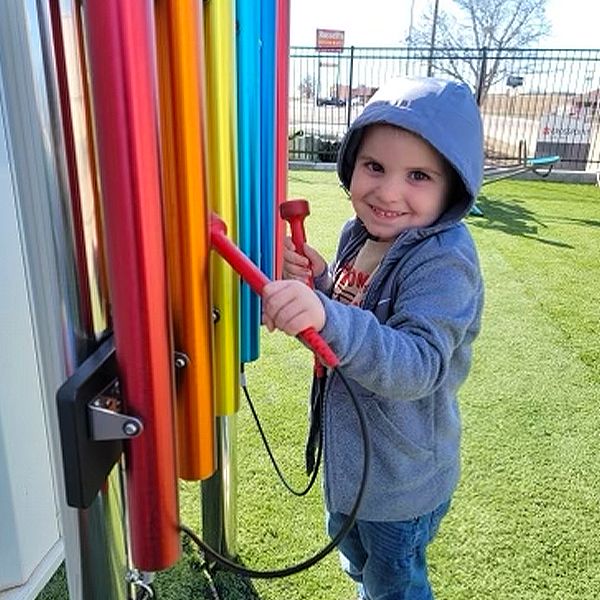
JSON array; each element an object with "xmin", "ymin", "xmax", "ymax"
[
  {"xmin": 325, "ymin": 391, "xmax": 436, "ymax": 512},
  {"xmin": 367, "ymin": 396, "xmax": 435, "ymax": 458}
]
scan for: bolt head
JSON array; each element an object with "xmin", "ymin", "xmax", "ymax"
[{"xmin": 123, "ymin": 421, "xmax": 140, "ymax": 437}]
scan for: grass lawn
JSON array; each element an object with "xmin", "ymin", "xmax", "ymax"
[{"xmin": 39, "ymin": 174, "xmax": 600, "ymax": 599}]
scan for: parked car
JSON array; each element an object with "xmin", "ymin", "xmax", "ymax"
[{"xmin": 316, "ymin": 96, "xmax": 346, "ymax": 107}]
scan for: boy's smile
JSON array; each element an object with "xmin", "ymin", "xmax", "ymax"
[{"xmin": 349, "ymin": 125, "xmax": 451, "ymax": 241}]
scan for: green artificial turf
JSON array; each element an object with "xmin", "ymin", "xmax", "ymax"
[{"xmin": 39, "ymin": 175, "xmax": 600, "ymax": 599}]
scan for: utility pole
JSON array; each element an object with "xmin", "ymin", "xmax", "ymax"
[
  {"xmin": 427, "ymin": 0, "xmax": 440, "ymax": 76},
  {"xmin": 407, "ymin": 0, "xmax": 416, "ymax": 45},
  {"xmin": 405, "ymin": 0, "xmax": 417, "ymax": 75}
]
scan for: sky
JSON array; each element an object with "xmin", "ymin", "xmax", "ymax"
[{"xmin": 290, "ymin": 0, "xmax": 599, "ymax": 49}]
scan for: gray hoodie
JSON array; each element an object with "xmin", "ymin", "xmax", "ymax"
[{"xmin": 314, "ymin": 77, "xmax": 484, "ymax": 520}]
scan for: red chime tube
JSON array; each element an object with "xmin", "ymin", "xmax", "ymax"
[{"xmin": 82, "ymin": 0, "xmax": 180, "ymax": 571}]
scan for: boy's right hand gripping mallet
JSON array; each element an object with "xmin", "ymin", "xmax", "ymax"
[{"xmin": 280, "ymin": 199, "xmax": 326, "ymax": 475}]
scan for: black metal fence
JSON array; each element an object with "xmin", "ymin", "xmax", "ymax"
[{"xmin": 288, "ymin": 46, "xmax": 600, "ymax": 171}]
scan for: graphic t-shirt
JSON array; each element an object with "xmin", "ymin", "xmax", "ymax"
[{"xmin": 333, "ymin": 238, "xmax": 393, "ymax": 306}]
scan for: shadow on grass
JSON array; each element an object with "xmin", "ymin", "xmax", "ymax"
[
  {"xmin": 35, "ymin": 549, "xmax": 262, "ymax": 600},
  {"xmin": 154, "ymin": 536, "xmax": 263, "ymax": 600},
  {"xmin": 288, "ymin": 172, "xmax": 341, "ymax": 188},
  {"xmin": 288, "ymin": 173, "xmax": 321, "ymax": 185},
  {"xmin": 469, "ymin": 195, "xmax": 577, "ymax": 248},
  {"xmin": 209, "ymin": 568, "xmax": 262, "ymax": 600}
]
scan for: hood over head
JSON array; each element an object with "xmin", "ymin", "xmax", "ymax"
[{"xmin": 337, "ymin": 77, "xmax": 484, "ymax": 223}]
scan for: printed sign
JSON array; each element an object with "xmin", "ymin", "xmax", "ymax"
[
  {"xmin": 538, "ymin": 112, "xmax": 590, "ymax": 144},
  {"xmin": 316, "ymin": 29, "xmax": 345, "ymax": 52}
]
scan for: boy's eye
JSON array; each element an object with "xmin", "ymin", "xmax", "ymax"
[
  {"xmin": 365, "ymin": 160, "xmax": 384, "ymax": 173},
  {"xmin": 409, "ymin": 170, "xmax": 430, "ymax": 181}
]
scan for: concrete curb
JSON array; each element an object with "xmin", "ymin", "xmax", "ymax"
[{"xmin": 289, "ymin": 161, "xmax": 599, "ymax": 185}]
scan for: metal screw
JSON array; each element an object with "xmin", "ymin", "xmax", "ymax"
[
  {"xmin": 174, "ymin": 352, "xmax": 190, "ymax": 369},
  {"xmin": 125, "ymin": 569, "xmax": 140, "ymax": 584},
  {"xmin": 123, "ymin": 421, "xmax": 140, "ymax": 437}
]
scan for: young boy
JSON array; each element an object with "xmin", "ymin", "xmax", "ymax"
[{"xmin": 262, "ymin": 77, "xmax": 484, "ymax": 599}]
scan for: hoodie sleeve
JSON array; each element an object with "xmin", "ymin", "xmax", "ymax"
[{"xmin": 316, "ymin": 231, "xmax": 483, "ymax": 400}]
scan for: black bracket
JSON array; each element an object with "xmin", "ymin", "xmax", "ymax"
[{"xmin": 56, "ymin": 335, "xmax": 142, "ymax": 509}]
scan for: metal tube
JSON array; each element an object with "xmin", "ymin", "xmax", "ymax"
[
  {"xmin": 260, "ymin": 0, "xmax": 277, "ymax": 278},
  {"xmin": 237, "ymin": 0, "xmax": 262, "ymax": 363},
  {"xmin": 274, "ymin": 0, "xmax": 291, "ymax": 279},
  {"xmin": 0, "ymin": 1, "xmax": 126, "ymax": 597},
  {"xmin": 204, "ymin": 0, "xmax": 240, "ymax": 416},
  {"xmin": 201, "ymin": 415, "xmax": 238, "ymax": 558},
  {"xmin": 82, "ymin": 0, "xmax": 180, "ymax": 572},
  {"xmin": 203, "ymin": 0, "xmax": 240, "ymax": 557},
  {"xmin": 155, "ymin": 0, "xmax": 216, "ymax": 482}
]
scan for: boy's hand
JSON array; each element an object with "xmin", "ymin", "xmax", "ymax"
[
  {"xmin": 282, "ymin": 236, "xmax": 327, "ymax": 284},
  {"xmin": 262, "ymin": 280, "xmax": 326, "ymax": 336}
]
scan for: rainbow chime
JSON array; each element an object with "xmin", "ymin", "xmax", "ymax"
[{"xmin": 51, "ymin": 0, "xmax": 291, "ymax": 573}]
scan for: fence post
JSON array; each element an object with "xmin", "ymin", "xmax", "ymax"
[
  {"xmin": 346, "ymin": 45, "xmax": 355, "ymax": 129},
  {"xmin": 475, "ymin": 46, "xmax": 488, "ymax": 106}
]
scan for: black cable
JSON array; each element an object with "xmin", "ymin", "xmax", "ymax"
[
  {"xmin": 180, "ymin": 366, "xmax": 370, "ymax": 580},
  {"xmin": 241, "ymin": 375, "xmax": 322, "ymax": 496}
]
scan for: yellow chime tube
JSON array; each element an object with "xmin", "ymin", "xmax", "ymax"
[{"xmin": 204, "ymin": 0, "xmax": 240, "ymax": 416}]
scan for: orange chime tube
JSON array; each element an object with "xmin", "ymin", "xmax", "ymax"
[
  {"xmin": 155, "ymin": 0, "xmax": 216, "ymax": 480},
  {"xmin": 82, "ymin": 0, "xmax": 180, "ymax": 571}
]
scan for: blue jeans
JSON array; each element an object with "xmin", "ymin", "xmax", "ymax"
[{"xmin": 327, "ymin": 501, "xmax": 451, "ymax": 600}]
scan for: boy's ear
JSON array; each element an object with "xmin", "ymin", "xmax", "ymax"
[
  {"xmin": 337, "ymin": 127, "xmax": 365, "ymax": 191},
  {"xmin": 447, "ymin": 172, "xmax": 468, "ymax": 208}
]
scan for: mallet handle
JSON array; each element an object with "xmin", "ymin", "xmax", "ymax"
[{"xmin": 210, "ymin": 214, "xmax": 339, "ymax": 368}]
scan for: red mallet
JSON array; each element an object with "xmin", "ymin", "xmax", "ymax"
[
  {"xmin": 209, "ymin": 214, "xmax": 339, "ymax": 369},
  {"xmin": 280, "ymin": 198, "xmax": 310, "ymax": 252}
]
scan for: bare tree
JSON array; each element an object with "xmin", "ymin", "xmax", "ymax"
[
  {"xmin": 299, "ymin": 75, "xmax": 316, "ymax": 100},
  {"xmin": 411, "ymin": 0, "xmax": 551, "ymax": 100}
]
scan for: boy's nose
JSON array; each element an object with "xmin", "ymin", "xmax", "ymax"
[{"xmin": 377, "ymin": 176, "xmax": 405, "ymax": 206}]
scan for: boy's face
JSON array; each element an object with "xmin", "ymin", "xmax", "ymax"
[{"xmin": 349, "ymin": 125, "xmax": 450, "ymax": 241}]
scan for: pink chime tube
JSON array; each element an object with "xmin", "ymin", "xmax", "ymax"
[{"xmin": 274, "ymin": 0, "xmax": 291, "ymax": 278}]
